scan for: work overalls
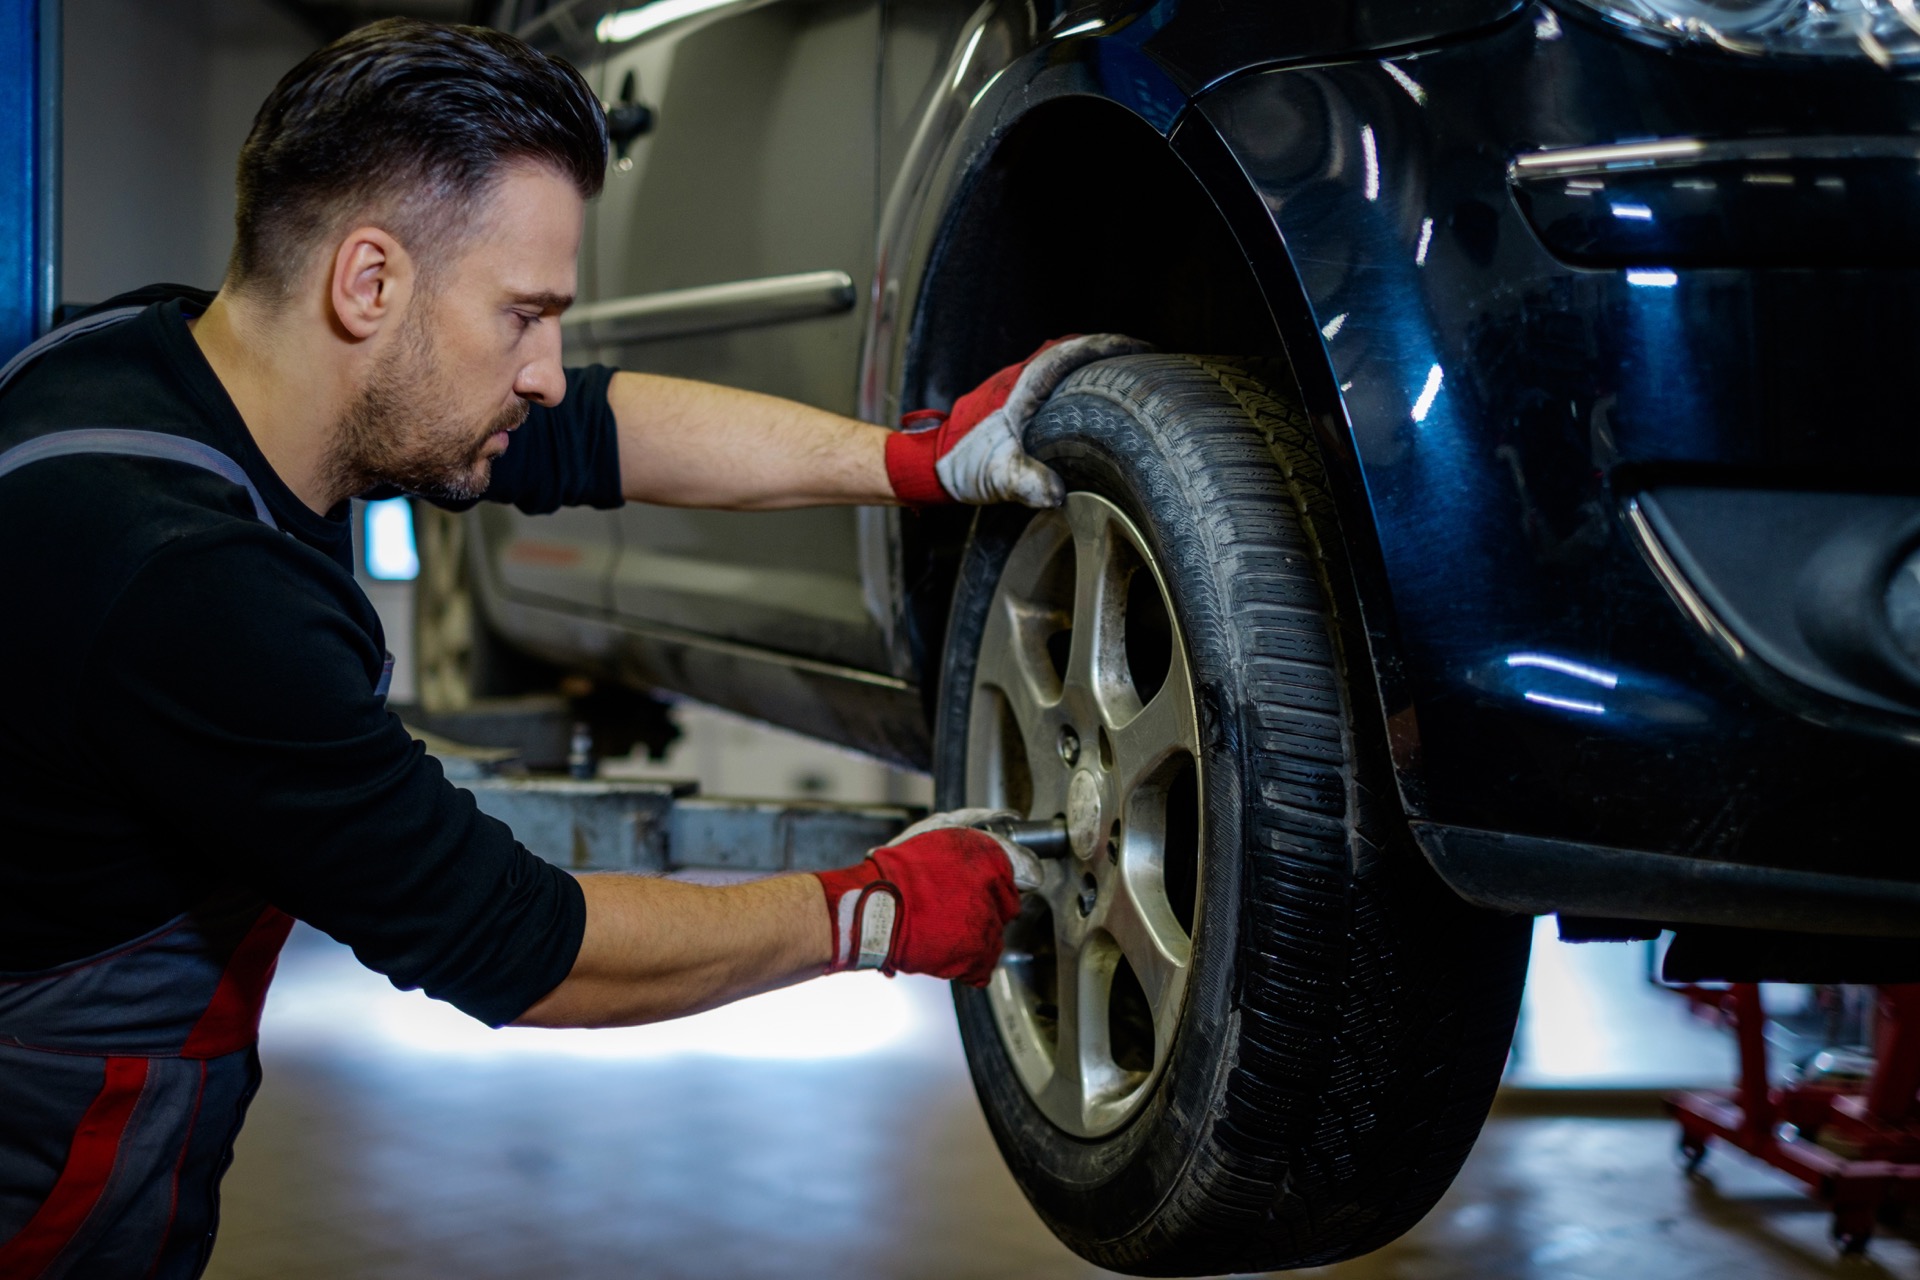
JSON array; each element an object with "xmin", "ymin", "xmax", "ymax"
[{"xmin": 0, "ymin": 308, "xmax": 391, "ymax": 1278}]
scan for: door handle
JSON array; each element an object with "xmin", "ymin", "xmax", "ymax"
[{"xmin": 606, "ymin": 69, "xmax": 655, "ymax": 168}]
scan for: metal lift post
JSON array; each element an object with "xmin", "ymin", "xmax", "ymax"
[{"xmin": 1, "ymin": 0, "xmax": 60, "ymax": 362}]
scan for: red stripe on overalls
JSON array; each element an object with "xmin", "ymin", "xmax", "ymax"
[
  {"xmin": 0, "ymin": 1056, "xmax": 150, "ymax": 1277},
  {"xmin": 179, "ymin": 908, "xmax": 295, "ymax": 1060}
]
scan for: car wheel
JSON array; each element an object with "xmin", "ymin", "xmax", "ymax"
[
  {"xmin": 411, "ymin": 502, "xmax": 551, "ymax": 713},
  {"xmin": 934, "ymin": 354, "xmax": 1531, "ymax": 1274},
  {"xmin": 412, "ymin": 502, "xmax": 486, "ymax": 713}
]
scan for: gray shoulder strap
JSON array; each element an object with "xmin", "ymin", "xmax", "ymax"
[
  {"xmin": 0, "ymin": 304, "xmax": 147, "ymax": 393},
  {"xmin": 0, "ymin": 306, "xmax": 278, "ymax": 531},
  {"xmin": 0, "ymin": 429, "xmax": 279, "ymax": 530}
]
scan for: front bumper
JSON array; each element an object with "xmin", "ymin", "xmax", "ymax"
[{"xmin": 1198, "ymin": 4, "xmax": 1920, "ymax": 899}]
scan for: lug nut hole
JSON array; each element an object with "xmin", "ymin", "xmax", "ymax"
[{"xmin": 1058, "ymin": 725, "xmax": 1081, "ymax": 767}]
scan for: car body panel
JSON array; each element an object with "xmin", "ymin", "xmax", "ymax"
[
  {"xmin": 483, "ymin": 0, "xmax": 1920, "ymax": 916},
  {"xmin": 1194, "ymin": 11, "xmax": 1920, "ymax": 882}
]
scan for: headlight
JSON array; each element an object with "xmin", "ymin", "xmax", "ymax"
[{"xmin": 1563, "ymin": 0, "xmax": 1920, "ymax": 66}]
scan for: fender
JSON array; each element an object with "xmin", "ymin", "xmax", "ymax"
[{"xmin": 856, "ymin": 1, "xmax": 1450, "ymax": 808}]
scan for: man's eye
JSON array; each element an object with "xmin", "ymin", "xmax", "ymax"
[{"xmin": 513, "ymin": 311, "xmax": 540, "ymax": 328}]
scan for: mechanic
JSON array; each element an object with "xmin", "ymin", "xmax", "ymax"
[{"xmin": 0, "ymin": 19, "xmax": 1141, "ymax": 1278}]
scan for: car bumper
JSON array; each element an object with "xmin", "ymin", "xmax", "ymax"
[{"xmin": 1197, "ymin": 4, "xmax": 1920, "ymax": 902}]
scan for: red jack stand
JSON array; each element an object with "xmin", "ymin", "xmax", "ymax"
[{"xmin": 1666, "ymin": 983, "xmax": 1920, "ymax": 1254}]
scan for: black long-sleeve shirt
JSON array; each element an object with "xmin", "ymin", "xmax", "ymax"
[{"xmin": 0, "ymin": 285, "xmax": 624, "ymax": 1026}]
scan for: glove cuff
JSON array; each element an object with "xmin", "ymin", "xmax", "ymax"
[
  {"xmin": 884, "ymin": 428, "xmax": 951, "ymax": 507},
  {"xmin": 815, "ymin": 860, "xmax": 902, "ymax": 975}
]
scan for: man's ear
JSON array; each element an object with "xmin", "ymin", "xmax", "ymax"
[{"xmin": 329, "ymin": 226, "xmax": 413, "ymax": 340}]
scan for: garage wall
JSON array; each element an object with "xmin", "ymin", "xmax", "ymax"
[{"xmin": 61, "ymin": 0, "xmax": 317, "ymax": 306}]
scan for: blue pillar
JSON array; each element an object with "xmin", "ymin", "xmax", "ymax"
[{"xmin": 1, "ymin": 0, "xmax": 59, "ymax": 360}]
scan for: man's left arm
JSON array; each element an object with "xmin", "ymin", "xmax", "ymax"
[
  {"xmin": 608, "ymin": 371, "xmax": 894, "ymax": 509},
  {"xmin": 605, "ymin": 334, "xmax": 1150, "ymax": 511}
]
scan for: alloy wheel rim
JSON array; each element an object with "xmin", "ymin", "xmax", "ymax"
[
  {"xmin": 968, "ymin": 492, "xmax": 1205, "ymax": 1138},
  {"xmin": 414, "ymin": 504, "xmax": 476, "ymax": 714}
]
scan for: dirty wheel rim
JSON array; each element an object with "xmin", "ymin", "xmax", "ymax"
[{"xmin": 968, "ymin": 492, "xmax": 1205, "ymax": 1138}]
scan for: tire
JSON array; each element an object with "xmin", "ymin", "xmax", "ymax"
[
  {"xmin": 410, "ymin": 503, "xmax": 681, "ymax": 763},
  {"xmin": 935, "ymin": 355, "xmax": 1531, "ymax": 1275},
  {"xmin": 411, "ymin": 501, "xmax": 552, "ymax": 713}
]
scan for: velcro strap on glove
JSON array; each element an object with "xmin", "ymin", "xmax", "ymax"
[{"xmin": 817, "ymin": 858, "xmax": 902, "ymax": 974}]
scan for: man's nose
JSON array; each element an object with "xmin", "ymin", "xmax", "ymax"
[{"xmin": 514, "ymin": 328, "xmax": 567, "ymax": 406}]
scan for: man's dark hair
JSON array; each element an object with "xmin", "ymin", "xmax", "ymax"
[{"xmin": 229, "ymin": 18, "xmax": 606, "ymax": 296}]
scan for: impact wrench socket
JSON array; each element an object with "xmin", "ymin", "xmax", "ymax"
[{"xmin": 975, "ymin": 816, "xmax": 1072, "ymax": 860}]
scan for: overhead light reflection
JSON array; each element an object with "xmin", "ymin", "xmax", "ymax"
[
  {"xmin": 1320, "ymin": 312, "xmax": 1348, "ymax": 339},
  {"xmin": 1054, "ymin": 18, "xmax": 1104, "ymax": 38},
  {"xmin": 1626, "ymin": 268, "xmax": 1679, "ymax": 287},
  {"xmin": 1524, "ymin": 691, "xmax": 1607, "ymax": 715},
  {"xmin": 1411, "ymin": 363, "xmax": 1443, "ymax": 423},
  {"xmin": 1361, "ymin": 125, "xmax": 1380, "ymax": 201},
  {"xmin": 1381, "ymin": 61, "xmax": 1428, "ymax": 106},
  {"xmin": 1505, "ymin": 652, "xmax": 1620, "ymax": 688},
  {"xmin": 1415, "ymin": 216, "xmax": 1434, "ymax": 266},
  {"xmin": 1610, "ymin": 201, "xmax": 1654, "ymax": 220},
  {"xmin": 596, "ymin": 0, "xmax": 737, "ymax": 43},
  {"xmin": 1514, "ymin": 139, "xmax": 1706, "ymax": 174},
  {"xmin": 953, "ymin": 23, "xmax": 986, "ymax": 89}
]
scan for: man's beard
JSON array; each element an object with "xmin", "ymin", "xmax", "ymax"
[{"xmin": 327, "ymin": 314, "xmax": 530, "ymax": 504}]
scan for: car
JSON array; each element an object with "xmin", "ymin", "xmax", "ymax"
[{"xmin": 437, "ymin": 0, "xmax": 1920, "ymax": 1271}]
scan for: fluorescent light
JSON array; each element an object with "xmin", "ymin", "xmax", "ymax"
[
  {"xmin": 1610, "ymin": 202, "xmax": 1654, "ymax": 220},
  {"xmin": 1361, "ymin": 125, "xmax": 1380, "ymax": 201},
  {"xmin": 1626, "ymin": 268, "xmax": 1678, "ymax": 287},
  {"xmin": 1415, "ymin": 216, "xmax": 1434, "ymax": 265},
  {"xmin": 1320, "ymin": 312, "xmax": 1347, "ymax": 339},
  {"xmin": 1410, "ymin": 363, "xmax": 1443, "ymax": 423},
  {"xmin": 364, "ymin": 497, "xmax": 419, "ymax": 581},
  {"xmin": 597, "ymin": 0, "xmax": 738, "ymax": 44}
]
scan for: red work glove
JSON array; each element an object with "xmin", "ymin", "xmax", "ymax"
[
  {"xmin": 886, "ymin": 333, "xmax": 1153, "ymax": 508},
  {"xmin": 814, "ymin": 816, "xmax": 1039, "ymax": 987}
]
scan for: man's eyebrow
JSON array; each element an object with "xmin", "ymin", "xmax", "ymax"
[{"xmin": 509, "ymin": 290, "xmax": 575, "ymax": 312}]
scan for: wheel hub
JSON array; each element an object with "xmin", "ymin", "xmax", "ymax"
[
  {"xmin": 1066, "ymin": 768, "xmax": 1102, "ymax": 860},
  {"xmin": 965, "ymin": 492, "xmax": 1205, "ymax": 1138}
]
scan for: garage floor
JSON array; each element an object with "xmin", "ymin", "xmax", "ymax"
[{"xmin": 202, "ymin": 925, "xmax": 1919, "ymax": 1280}]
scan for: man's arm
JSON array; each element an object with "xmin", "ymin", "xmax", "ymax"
[
  {"xmin": 609, "ymin": 371, "xmax": 895, "ymax": 510},
  {"xmin": 604, "ymin": 335, "xmax": 1151, "ymax": 511},
  {"xmin": 513, "ymin": 823, "xmax": 1029, "ymax": 1030},
  {"xmin": 514, "ymin": 871, "xmax": 830, "ymax": 1028}
]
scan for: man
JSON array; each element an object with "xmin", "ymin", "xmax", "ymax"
[{"xmin": 0, "ymin": 19, "xmax": 1141, "ymax": 1278}]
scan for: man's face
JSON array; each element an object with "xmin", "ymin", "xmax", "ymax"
[{"xmin": 338, "ymin": 163, "xmax": 583, "ymax": 501}]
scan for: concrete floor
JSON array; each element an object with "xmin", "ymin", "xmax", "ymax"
[{"xmin": 201, "ymin": 925, "xmax": 1919, "ymax": 1280}]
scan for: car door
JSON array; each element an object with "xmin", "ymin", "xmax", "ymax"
[
  {"xmin": 474, "ymin": 0, "xmax": 622, "ymax": 615},
  {"xmin": 572, "ymin": 0, "xmax": 889, "ymax": 672}
]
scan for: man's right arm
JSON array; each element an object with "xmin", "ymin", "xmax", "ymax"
[
  {"xmin": 514, "ymin": 872, "xmax": 829, "ymax": 1028},
  {"xmin": 517, "ymin": 821, "xmax": 1029, "ymax": 1028}
]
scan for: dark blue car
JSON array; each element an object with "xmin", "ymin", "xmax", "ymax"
[{"xmin": 445, "ymin": 0, "xmax": 1920, "ymax": 1270}]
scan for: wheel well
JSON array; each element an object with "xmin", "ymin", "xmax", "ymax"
[
  {"xmin": 904, "ymin": 97, "xmax": 1284, "ymax": 409},
  {"xmin": 900, "ymin": 96, "xmax": 1293, "ymax": 711}
]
